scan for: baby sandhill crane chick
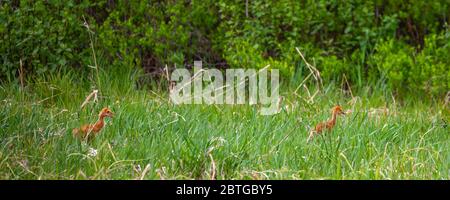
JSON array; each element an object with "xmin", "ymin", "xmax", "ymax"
[
  {"xmin": 307, "ymin": 105, "xmax": 345, "ymax": 143},
  {"xmin": 72, "ymin": 107, "xmax": 114, "ymax": 142}
]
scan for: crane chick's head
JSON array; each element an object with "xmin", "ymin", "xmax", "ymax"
[
  {"xmin": 332, "ymin": 105, "xmax": 345, "ymax": 115},
  {"xmin": 99, "ymin": 107, "xmax": 114, "ymax": 118}
]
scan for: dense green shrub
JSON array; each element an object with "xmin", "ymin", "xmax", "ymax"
[
  {"xmin": 94, "ymin": 0, "xmax": 221, "ymax": 75},
  {"xmin": 371, "ymin": 39, "xmax": 414, "ymax": 91},
  {"xmin": 1, "ymin": 0, "xmax": 449, "ymax": 96},
  {"xmin": 411, "ymin": 32, "xmax": 450, "ymax": 95},
  {"xmin": 0, "ymin": 1, "xmax": 91, "ymax": 80},
  {"xmin": 371, "ymin": 32, "xmax": 449, "ymax": 95},
  {"xmin": 0, "ymin": 0, "xmax": 220, "ymax": 80},
  {"xmin": 96, "ymin": 1, "xmax": 191, "ymax": 71},
  {"xmin": 215, "ymin": 0, "xmax": 449, "ymax": 95}
]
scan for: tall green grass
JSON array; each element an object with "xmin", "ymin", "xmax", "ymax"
[{"xmin": 0, "ymin": 67, "xmax": 448, "ymax": 180}]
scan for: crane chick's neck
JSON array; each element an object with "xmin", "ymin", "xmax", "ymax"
[
  {"xmin": 330, "ymin": 111, "xmax": 339, "ymax": 121},
  {"xmin": 96, "ymin": 115, "xmax": 107, "ymax": 124},
  {"xmin": 94, "ymin": 117, "xmax": 105, "ymax": 129}
]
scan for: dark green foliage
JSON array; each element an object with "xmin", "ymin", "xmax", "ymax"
[
  {"xmin": 0, "ymin": 1, "xmax": 91, "ymax": 80},
  {"xmin": 215, "ymin": 0, "xmax": 449, "ymax": 95},
  {"xmin": 369, "ymin": 31, "xmax": 450, "ymax": 95},
  {"xmin": 1, "ymin": 0, "xmax": 449, "ymax": 95}
]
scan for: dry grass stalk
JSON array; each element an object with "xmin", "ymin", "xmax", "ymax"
[
  {"xmin": 82, "ymin": 15, "xmax": 101, "ymax": 91},
  {"xmin": 294, "ymin": 72, "xmax": 312, "ymax": 94},
  {"xmin": 295, "ymin": 47, "xmax": 322, "ymax": 88},
  {"xmin": 368, "ymin": 107, "xmax": 389, "ymax": 117},
  {"xmin": 156, "ymin": 167, "xmax": 167, "ymax": 180},
  {"xmin": 139, "ymin": 164, "xmax": 151, "ymax": 180},
  {"xmin": 445, "ymin": 91, "xmax": 450, "ymax": 107},
  {"xmin": 208, "ymin": 153, "xmax": 216, "ymax": 180},
  {"xmin": 342, "ymin": 73, "xmax": 354, "ymax": 99},
  {"xmin": 277, "ymin": 96, "xmax": 283, "ymax": 113},
  {"xmin": 19, "ymin": 59, "xmax": 24, "ymax": 89},
  {"xmin": 80, "ymin": 89, "xmax": 98, "ymax": 109}
]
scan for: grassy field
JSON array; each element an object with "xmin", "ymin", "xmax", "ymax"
[{"xmin": 0, "ymin": 68, "xmax": 448, "ymax": 180}]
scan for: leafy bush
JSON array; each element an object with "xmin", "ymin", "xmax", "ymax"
[
  {"xmin": 412, "ymin": 33, "xmax": 450, "ymax": 95},
  {"xmin": 0, "ymin": 1, "xmax": 91, "ymax": 80},
  {"xmin": 316, "ymin": 55, "xmax": 350, "ymax": 82},
  {"xmin": 371, "ymin": 39, "xmax": 414, "ymax": 91},
  {"xmin": 1, "ymin": 0, "xmax": 449, "ymax": 96},
  {"xmin": 371, "ymin": 32, "xmax": 449, "ymax": 95},
  {"xmin": 94, "ymin": 0, "xmax": 221, "ymax": 75}
]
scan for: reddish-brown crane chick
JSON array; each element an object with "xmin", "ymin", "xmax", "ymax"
[
  {"xmin": 307, "ymin": 105, "xmax": 345, "ymax": 142},
  {"xmin": 72, "ymin": 107, "xmax": 114, "ymax": 141}
]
